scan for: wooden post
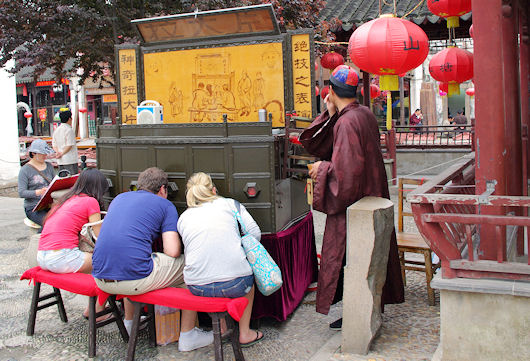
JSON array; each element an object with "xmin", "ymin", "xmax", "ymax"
[
  {"xmin": 363, "ymin": 71, "xmax": 370, "ymax": 107},
  {"xmin": 399, "ymin": 76, "xmax": 405, "ymax": 126},
  {"xmin": 473, "ymin": 0, "xmax": 507, "ymax": 260}
]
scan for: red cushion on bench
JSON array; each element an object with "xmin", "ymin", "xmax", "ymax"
[
  {"xmin": 20, "ymin": 267, "xmax": 98, "ymax": 297},
  {"xmin": 97, "ymin": 287, "xmax": 248, "ymax": 322}
]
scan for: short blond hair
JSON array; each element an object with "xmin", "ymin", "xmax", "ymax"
[{"xmin": 186, "ymin": 172, "xmax": 219, "ymax": 207}]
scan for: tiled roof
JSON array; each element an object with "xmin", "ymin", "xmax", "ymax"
[
  {"xmin": 15, "ymin": 58, "xmax": 77, "ymax": 84},
  {"xmin": 320, "ymin": 0, "xmax": 472, "ymax": 31}
]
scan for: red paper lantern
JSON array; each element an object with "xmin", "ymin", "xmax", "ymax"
[
  {"xmin": 439, "ymin": 82, "xmax": 449, "ymax": 93},
  {"xmin": 469, "ymin": 24, "xmax": 474, "ymax": 38},
  {"xmin": 348, "ymin": 15, "xmax": 429, "ymax": 91},
  {"xmin": 320, "ymin": 52, "xmax": 344, "ymax": 70},
  {"xmin": 427, "ymin": 0, "xmax": 472, "ymax": 29},
  {"xmin": 361, "ymin": 84, "xmax": 381, "ymax": 99},
  {"xmin": 315, "ymin": 86, "xmax": 320, "ymax": 97},
  {"xmin": 320, "ymin": 86, "xmax": 329, "ymax": 100},
  {"xmin": 429, "ymin": 47, "xmax": 473, "ymax": 96},
  {"xmin": 79, "ymin": 107, "xmax": 88, "ymax": 113},
  {"xmin": 24, "ymin": 112, "xmax": 32, "ymax": 119},
  {"xmin": 465, "ymin": 87, "xmax": 475, "ymax": 96}
]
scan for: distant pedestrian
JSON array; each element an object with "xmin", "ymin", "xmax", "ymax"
[
  {"xmin": 52, "ymin": 109, "xmax": 78, "ymax": 175},
  {"xmin": 409, "ymin": 108, "xmax": 423, "ymax": 132},
  {"xmin": 453, "ymin": 110, "xmax": 468, "ymax": 131}
]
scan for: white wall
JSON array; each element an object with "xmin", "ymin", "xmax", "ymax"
[{"xmin": 0, "ymin": 60, "xmax": 21, "ymax": 182}]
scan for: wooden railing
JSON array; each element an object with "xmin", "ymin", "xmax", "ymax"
[
  {"xmin": 408, "ymin": 153, "xmax": 530, "ymax": 281},
  {"xmin": 393, "ymin": 124, "xmax": 474, "ymax": 149}
]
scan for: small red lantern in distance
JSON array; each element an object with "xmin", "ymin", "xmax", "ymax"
[
  {"xmin": 79, "ymin": 107, "xmax": 88, "ymax": 113},
  {"xmin": 429, "ymin": 47, "xmax": 473, "ymax": 96},
  {"xmin": 427, "ymin": 0, "xmax": 472, "ymax": 29},
  {"xmin": 469, "ymin": 24, "xmax": 474, "ymax": 38},
  {"xmin": 348, "ymin": 15, "xmax": 429, "ymax": 91},
  {"xmin": 320, "ymin": 52, "xmax": 344, "ymax": 70},
  {"xmin": 315, "ymin": 86, "xmax": 320, "ymax": 97},
  {"xmin": 439, "ymin": 82, "xmax": 449, "ymax": 94},
  {"xmin": 465, "ymin": 87, "xmax": 475, "ymax": 96},
  {"xmin": 320, "ymin": 85, "xmax": 330, "ymax": 100},
  {"xmin": 361, "ymin": 84, "xmax": 381, "ymax": 99},
  {"xmin": 24, "ymin": 112, "xmax": 32, "ymax": 119}
]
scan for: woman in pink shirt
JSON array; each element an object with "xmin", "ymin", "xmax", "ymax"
[
  {"xmin": 37, "ymin": 169, "xmax": 109, "ymax": 318},
  {"xmin": 38, "ymin": 169, "xmax": 108, "ymax": 274}
]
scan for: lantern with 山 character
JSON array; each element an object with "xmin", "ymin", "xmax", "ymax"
[
  {"xmin": 348, "ymin": 15, "xmax": 429, "ymax": 91},
  {"xmin": 429, "ymin": 47, "xmax": 474, "ymax": 96},
  {"xmin": 427, "ymin": 0, "xmax": 472, "ymax": 29}
]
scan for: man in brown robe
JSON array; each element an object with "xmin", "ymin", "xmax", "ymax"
[{"xmin": 301, "ymin": 65, "xmax": 404, "ymax": 327}]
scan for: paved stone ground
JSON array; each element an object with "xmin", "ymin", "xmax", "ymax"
[{"xmin": 0, "ymin": 184, "xmax": 440, "ymax": 361}]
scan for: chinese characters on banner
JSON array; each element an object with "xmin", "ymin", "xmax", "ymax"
[
  {"xmin": 291, "ymin": 33, "xmax": 312, "ymax": 119},
  {"xmin": 118, "ymin": 49, "xmax": 139, "ymax": 124}
]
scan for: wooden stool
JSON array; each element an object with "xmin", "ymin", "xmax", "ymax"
[
  {"xmin": 397, "ymin": 178, "xmax": 440, "ymax": 306},
  {"xmin": 97, "ymin": 287, "xmax": 249, "ymax": 361},
  {"xmin": 21, "ymin": 267, "xmax": 129, "ymax": 357}
]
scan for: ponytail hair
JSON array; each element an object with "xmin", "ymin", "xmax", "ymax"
[{"xmin": 186, "ymin": 172, "xmax": 218, "ymax": 207}]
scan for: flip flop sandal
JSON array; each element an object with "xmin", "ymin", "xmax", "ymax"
[{"xmin": 241, "ymin": 331, "xmax": 264, "ymax": 348}]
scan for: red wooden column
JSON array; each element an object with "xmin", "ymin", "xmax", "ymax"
[
  {"xmin": 473, "ymin": 0, "xmax": 507, "ymax": 260},
  {"xmin": 503, "ymin": 1, "xmax": 522, "ymax": 200},
  {"xmin": 519, "ymin": 3, "xmax": 529, "ymax": 255}
]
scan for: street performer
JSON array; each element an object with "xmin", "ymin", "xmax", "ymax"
[{"xmin": 300, "ymin": 65, "xmax": 404, "ymax": 329}]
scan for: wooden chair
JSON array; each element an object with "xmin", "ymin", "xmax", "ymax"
[{"xmin": 397, "ymin": 177, "xmax": 440, "ymax": 306}]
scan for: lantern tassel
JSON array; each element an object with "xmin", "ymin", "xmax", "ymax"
[
  {"xmin": 446, "ymin": 16, "xmax": 460, "ymax": 29},
  {"xmin": 380, "ymin": 75, "xmax": 399, "ymax": 91},
  {"xmin": 386, "ymin": 91, "xmax": 392, "ymax": 130},
  {"xmin": 448, "ymin": 83, "xmax": 460, "ymax": 96}
]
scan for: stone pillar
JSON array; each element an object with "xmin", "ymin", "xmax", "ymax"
[
  {"xmin": 342, "ymin": 196, "xmax": 394, "ymax": 354},
  {"xmin": 0, "ymin": 60, "xmax": 21, "ymax": 182}
]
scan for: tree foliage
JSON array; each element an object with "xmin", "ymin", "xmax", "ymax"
[{"xmin": 0, "ymin": 0, "xmax": 333, "ymax": 84}]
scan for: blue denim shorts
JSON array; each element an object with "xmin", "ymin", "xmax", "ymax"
[
  {"xmin": 37, "ymin": 248, "xmax": 86, "ymax": 273},
  {"xmin": 188, "ymin": 275, "xmax": 254, "ymax": 298}
]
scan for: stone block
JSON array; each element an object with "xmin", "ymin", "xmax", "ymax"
[{"xmin": 341, "ymin": 196, "xmax": 394, "ymax": 354}]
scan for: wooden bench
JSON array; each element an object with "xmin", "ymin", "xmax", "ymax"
[
  {"xmin": 96, "ymin": 287, "xmax": 249, "ymax": 361},
  {"xmin": 20, "ymin": 267, "xmax": 128, "ymax": 357},
  {"xmin": 397, "ymin": 178, "xmax": 440, "ymax": 306}
]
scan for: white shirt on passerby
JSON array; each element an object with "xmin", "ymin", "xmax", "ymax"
[
  {"xmin": 52, "ymin": 123, "xmax": 78, "ymax": 165},
  {"xmin": 177, "ymin": 197, "xmax": 260, "ymax": 286}
]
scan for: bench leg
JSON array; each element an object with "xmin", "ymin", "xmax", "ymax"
[
  {"xmin": 398, "ymin": 250, "xmax": 407, "ymax": 286},
  {"xmin": 88, "ymin": 296, "xmax": 97, "ymax": 357},
  {"xmin": 226, "ymin": 314, "xmax": 245, "ymax": 361},
  {"xmin": 108, "ymin": 296, "xmax": 129, "ymax": 342},
  {"xmin": 210, "ymin": 313, "xmax": 224, "ymax": 361},
  {"xmin": 126, "ymin": 302, "xmax": 144, "ymax": 361},
  {"xmin": 26, "ymin": 282, "xmax": 41, "ymax": 336},
  {"xmin": 53, "ymin": 287, "xmax": 68, "ymax": 322},
  {"xmin": 424, "ymin": 250, "xmax": 435, "ymax": 306},
  {"xmin": 147, "ymin": 304, "xmax": 156, "ymax": 347}
]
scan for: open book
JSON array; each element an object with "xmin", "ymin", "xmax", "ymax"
[{"xmin": 32, "ymin": 173, "xmax": 79, "ymax": 212}]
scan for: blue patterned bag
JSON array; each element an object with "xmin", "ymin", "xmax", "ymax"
[{"xmin": 233, "ymin": 201, "xmax": 283, "ymax": 296}]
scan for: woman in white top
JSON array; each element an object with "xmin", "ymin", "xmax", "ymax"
[{"xmin": 177, "ymin": 172, "xmax": 264, "ymax": 347}]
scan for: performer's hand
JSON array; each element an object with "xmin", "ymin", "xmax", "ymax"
[
  {"xmin": 36, "ymin": 187, "xmax": 47, "ymax": 196},
  {"xmin": 309, "ymin": 161, "xmax": 321, "ymax": 181},
  {"xmin": 324, "ymin": 94, "xmax": 336, "ymax": 117},
  {"xmin": 55, "ymin": 151, "xmax": 62, "ymax": 158}
]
